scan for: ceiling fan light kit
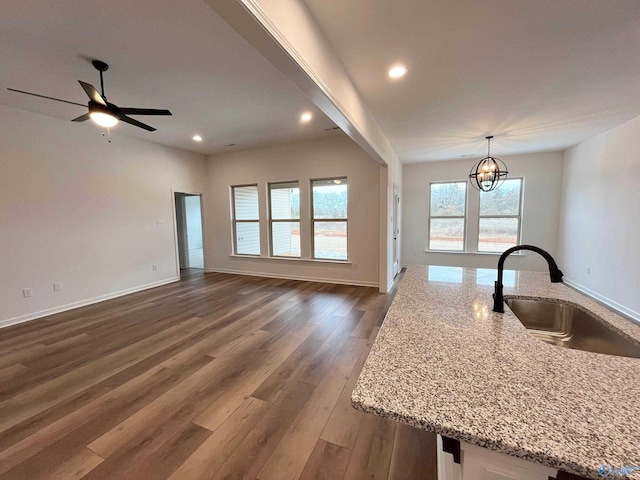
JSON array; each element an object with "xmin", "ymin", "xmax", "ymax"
[
  {"xmin": 88, "ymin": 102, "xmax": 118, "ymax": 128},
  {"xmin": 7, "ymin": 59, "xmax": 172, "ymax": 134},
  {"xmin": 468, "ymin": 135, "xmax": 509, "ymax": 192}
]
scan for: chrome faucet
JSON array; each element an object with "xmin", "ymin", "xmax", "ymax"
[{"xmin": 493, "ymin": 245, "xmax": 563, "ymax": 313}]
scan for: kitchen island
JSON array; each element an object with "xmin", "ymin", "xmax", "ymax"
[{"xmin": 351, "ymin": 265, "xmax": 640, "ymax": 479}]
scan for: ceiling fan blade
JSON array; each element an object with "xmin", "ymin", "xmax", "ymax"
[
  {"xmin": 71, "ymin": 113, "xmax": 91, "ymax": 122},
  {"xmin": 119, "ymin": 114, "xmax": 156, "ymax": 132},
  {"xmin": 7, "ymin": 88, "xmax": 86, "ymax": 107},
  {"xmin": 118, "ymin": 108, "xmax": 172, "ymax": 116},
  {"xmin": 78, "ymin": 81, "xmax": 106, "ymax": 106}
]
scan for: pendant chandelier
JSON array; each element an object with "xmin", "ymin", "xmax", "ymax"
[{"xmin": 468, "ymin": 136, "xmax": 508, "ymax": 192}]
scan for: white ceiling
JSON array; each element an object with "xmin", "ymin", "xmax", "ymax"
[
  {"xmin": 0, "ymin": 0, "xmax": 340, "ymax": 155},
  {"xmin": 3, "ymin": 1, "xmax": 640, "ymax": 164},
  {"xmin": 303, "ymin": 0, "xmax": 640, "ymax": 162}
]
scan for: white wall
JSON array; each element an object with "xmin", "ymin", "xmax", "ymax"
[
  {"xmin": 0, "ymin": 105, "xmax": 207, "ymax": 327},
  {"xmin": 205, "ymin": 136, "xmax": 380, "ymax": 287},
  {"xmin": 558, "ymin": 115, "xmax": 640, "ymax": 320},
  {"xmin": 402, "ymin": 152, "xmax": 564, "ymax": 271}
]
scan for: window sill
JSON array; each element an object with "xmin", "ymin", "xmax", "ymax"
[
  {"xmin": 229, "ymin": 254, "xmax": 353, "ymax": 266},
  {"xmin": 424, "ymin": 250, "xmax": 525, "ymax": 256}
]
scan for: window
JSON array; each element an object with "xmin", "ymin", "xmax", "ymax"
[
  {"xmin": 269, "ymin": 182, "xmax": 300, "ymax": 257},
  {"xmin": 231, "ymin": 185, "xmax": 260, "ymax": 255},
  {"xmin": 478, "ymin": 178, "xmax": 522, "ymax": 252},
  {"xmin": 428, "ymin": 181, "xmax": 467, "ymax": 251},
  {"xmin": 427, "ymin": 178, "xmax": 524, "ymax": 253},
  {"xmin": 311, "ymin": 178, "xmax": 347, "ymax": 260}
]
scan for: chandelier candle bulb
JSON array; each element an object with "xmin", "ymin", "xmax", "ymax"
[{"xmin": 468, "ymin": 135, "xmax": 509, "ymax": 192}]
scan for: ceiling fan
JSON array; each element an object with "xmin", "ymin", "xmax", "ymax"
[{"xmin": 7, "ymin": 60, "xmax": 172, "ymax": 132}]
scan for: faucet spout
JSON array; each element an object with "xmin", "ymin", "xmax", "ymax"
[{"xmin": 493, "ymin": 245, "xmax": 563, "ymax": 313}]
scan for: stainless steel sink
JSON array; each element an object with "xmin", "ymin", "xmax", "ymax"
[{"xmin": 505, "ymin": 298, "xmax": 640, "ymax": 359}]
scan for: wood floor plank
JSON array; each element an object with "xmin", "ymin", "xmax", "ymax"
[
  {"xmin": 388, "ymin": 422, "xmax": 438, "ymax": 480},
  {"xmin": 250, "ymin": 314, "xmax": 347, "ymax": 404},
  {"xmin": 0, "ymin": 343, "xmax": 46, "ymax": 370},
  {"xmin": 0, "ymin": 269, "xmax": 427, "ymax": 480},
  {"xmin": 0, "ymin": 333, "xmax": 212, "ymax": 450},
  {"xmin": 11, "ymin": 316, "xmax": 210, "ymax": 411},
  {"xmin": 194, "ymin": 323, "xmax": 317, "ymax": 431},
  {"xmin": 192, "ymin": 322, "xmax": 318, "ymax": 431},
  {"xmin": 210, "ymin": 380, "xmax": 317, "ymax": 480},
  {"xmin": 83, "ymin": 422, "xmax": 211, "ymax": 480},
  {"xmin": 256, "ymin": 337, "xmax": 367, "ymax": 480},
  {"xmin": 0, "ymin": 363, "xmax": 30, "ymax": 383},
  {"xmin": 296, "ymin": 311, "xmax": 364, "ymax": 386},
  {"xmin": 343, "ymin": 413, "xmax": 397, "ymax": 480},
  {"xmin": 298, "ymin": 439, "xmax": 352, "ymax": 480},
  {"xmin": 0, "ymin": 357, "xmax": 213, "ymax": 476},
  {"xmin": 85, "ymin": 355, "xmax": 237, "ymax": 458},
  {"xmin": 320, "ymin": 341, "xmax": 369, "ymax": 449},
  {"xmin": 168, "ymin": 397, "xmax": 270, "ymax": 480},
  {"xmin": 36, "ymin": 448, "xmax": 104, "ymax": 480}
]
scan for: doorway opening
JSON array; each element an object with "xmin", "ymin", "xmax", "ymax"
[
  {"xmin": 174, "ymin": 192, "xmax": 204, "ymax": 277},
  {"xmin": 393, "ymin": 184, "xmax": 400, "ymax": 278}
]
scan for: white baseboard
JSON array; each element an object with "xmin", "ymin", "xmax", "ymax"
[
  {"xmin": 207, "ymin": 268, "xmax": 378, "ymax": 288},
  {"xmin": 563, "ymin": 277, "xmax": 640, "ymax": 324},
  {"xmin": 0, "ymin": 277, "xmax": 179, "ymax": 330}
]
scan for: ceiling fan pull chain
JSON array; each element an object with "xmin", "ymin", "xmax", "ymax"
[{"xmin": 102, "ymin": 128, "xmax": 112, "ymax": 143}]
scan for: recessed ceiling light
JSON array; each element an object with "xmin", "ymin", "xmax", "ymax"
[
  {"xmin": 388, "ymin": 65, "xmax": 408, "ymax": 79},
  {"xmin": 192, "ymin": 134, "xmax": 203, "ymax": 142},
  {"xmin": 300, "ymin": 112, "xmax": 313, "ymax": 123}
]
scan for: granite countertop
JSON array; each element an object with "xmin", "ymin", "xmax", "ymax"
[{"xmin": 351, "ymin": 265, "xmax": 640, "ymax": 479}]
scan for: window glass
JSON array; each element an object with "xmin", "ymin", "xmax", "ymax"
[
  {"xmin": 235, "ymin": 222, "xmax": 260, "ymax": 255},
  {"xmin": 430, "ymin": 182, "xmax": 466, "ymax": 216},
  {"xmin": 312, "ymin": 178, "xmax": 347, "ymax": 260},
  {"xmin": 269, "ymin": 182, "xmax": 300, "ymax": 257},
  {"xmin": 478, "ymin": 179, "xmax": 522, "ymax": 253},
  {"xmin": 428, "ymin": 182, "xmax": 466, "ymax": 251},
  {"xmin": 312, "ymin": 179, "xmax": 347, "ymax": 219},
  {"xmin": 478, "ymin": 218, "xmax": 519, "ymax": 252},
  {"xmin": 480, "ymin": 179, "xmax": 521, "ymax": 215},
  {"xmin": 429, "ymin": 218, "xmax": 465, "ymax": 251},
  {"xmin": 270, "ymin": 182, "xmax": 300, "ymax": 220},
  {"xmin": 313, "ymin": 221, "xmax": 347, "ymax": 260},
  {"xmin": 232, "ymin": 185, "xmax": 260, "ymax": 255},
  {"xmin": 233, "ymin": 185, "xmax": 259, "ymax": 220}
]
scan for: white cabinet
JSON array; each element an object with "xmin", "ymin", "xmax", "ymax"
[{"xmin": 437, "ymin": 435, "xmax": 559, "ymax": 480}]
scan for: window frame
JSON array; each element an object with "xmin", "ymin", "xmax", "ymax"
[
  {"xmin": 427, "ymin": 180, "xmax": 468, "ymax": 252},
  {"xmin": 268, "ymin": 180, "xmax": 301, "ymax": 258},
  {"xmin": 311, "ymin": 177, "xmax": 348, "ymax": 261},
  {"xmin": 477, "ymin": 177, "xmax": 523, "ymax": 253},
  {"xmin": 231, "ymin": 184, "xmax": 260, "ymax": 256}
]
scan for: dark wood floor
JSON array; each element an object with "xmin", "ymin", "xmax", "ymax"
[{"xmin": 0, "ymin": 270, "xmax": 436, "ymax": 479}]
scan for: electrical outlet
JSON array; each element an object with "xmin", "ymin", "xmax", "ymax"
[
  {"xmin": 152, "ymin": 264, "xmax": 158, "ymax": 271},
  {"xmin": 53, "ymin": 282, "xmax": 62, "ymax": 292},
  {"xmin": 22, "ymin": 288, "xmax": 32, "ymax": 298}
]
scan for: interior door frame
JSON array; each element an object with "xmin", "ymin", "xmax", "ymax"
[
  {"xmin": 171, "ymin": 189, "xmax": 206, "ymax": 279},
  {"xmin": 174, "ymin": 194, "xmax": 189, "ymax": 269}
]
